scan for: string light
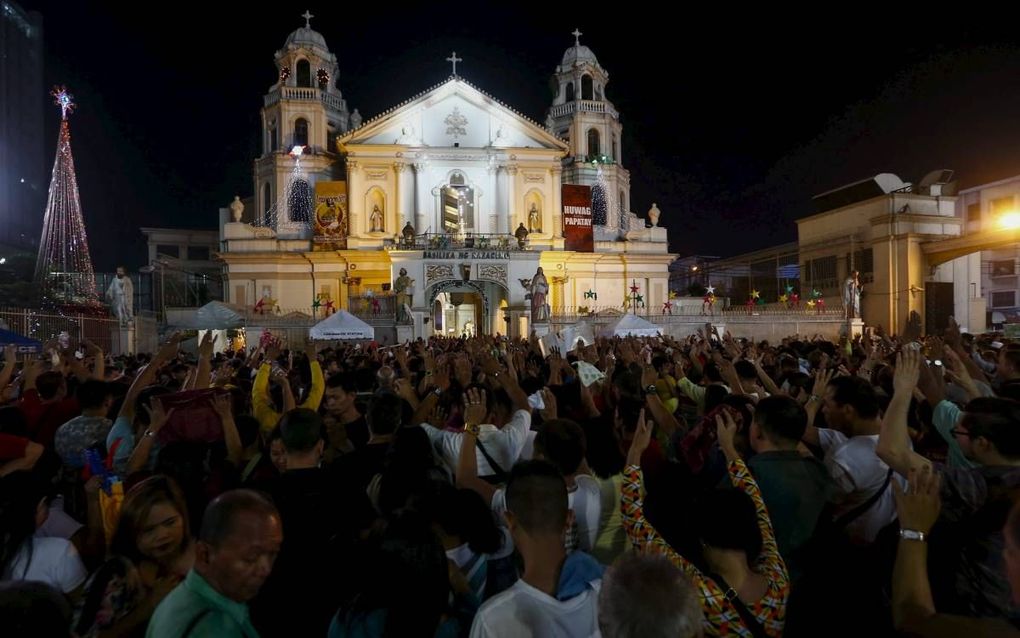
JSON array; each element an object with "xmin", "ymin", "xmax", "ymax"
[
  {"xmin": 279, "ymin": 66, "xmax": 291, "ymax": 82},
  {"xmin": 317, "ymin": 68, "xmax": 330, "ymax": 89},
  {"xmin": 35, "ymin": 85, "xmax": 99, "ymax": 306}
]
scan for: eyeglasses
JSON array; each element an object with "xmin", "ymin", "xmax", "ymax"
[{"xmin": 949, "ymin": 428, "xmax": 971, "ymax": 438}]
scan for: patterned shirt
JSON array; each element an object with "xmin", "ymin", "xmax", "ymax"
[
  {"xmin": 622, "ymin": 459, "xmax": 789, "ymax": 637},
  {"xmin": 54, "ymin": 415, "xmax": 112, "ymax": 469}
]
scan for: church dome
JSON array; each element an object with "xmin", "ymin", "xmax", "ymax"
[
  {"xmin": 561, "ymin": 45, "xmax": 599, "ymax": 67},
  {"xmin": 285, "ymin": 26, "xmax": 328, "ymax": 50}
]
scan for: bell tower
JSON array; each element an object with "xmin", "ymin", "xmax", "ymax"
[
  {"xmin": 253, "ymin": 11, "xmax": 354, "ymax": 237},
  {"xmin": 546, "ymin": 29, "xmax": 631, "ymax": 239}
]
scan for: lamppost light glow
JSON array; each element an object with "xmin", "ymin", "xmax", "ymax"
[{"xmin": 998, "ymin": 211, "xmax": 1020, "ymax": 230}]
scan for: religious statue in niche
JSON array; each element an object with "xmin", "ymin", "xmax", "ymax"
[
  {"xmin": 370, "ymin": 205, "xmax": 384, "ymax": 233},
  {"xmin": 528, "ymin": 203, "xmax": 542, "ymax": 233}
]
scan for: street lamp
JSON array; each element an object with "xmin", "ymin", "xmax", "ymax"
[{"xmin": 998, "ymin": 211, "xmax": 1020, "ymax": 230}]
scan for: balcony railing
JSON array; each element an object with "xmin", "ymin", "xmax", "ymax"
[
  {"xmin": 389, "ymin": 232, "xmax": 526, "ymax": 252},
  {"xmin": 548, "ymin": 100, "xmax": 618, "ymax": 119},
  {"xmin": 263, "ymin": 86, "xmax": 345, "ymax": 112}
]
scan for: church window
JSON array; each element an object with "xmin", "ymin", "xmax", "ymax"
[
  {"xmin": 581, "ymin": 74, "xmax": 594, "ymax": 100},
  {"xmin": 296, "ymin": 59, "xmax": 312, "ymax": 87},
  {"xmin": 565, "ymin": 82, "xmax": 575, "ymax": 102},
  {"xmin": 611, "ymin": 135, "xmax": 617, "ymax": 161},
  {"xmin": 442, "ymin": 174, "xmax": 473, "ymax": 233},
  {"xmin": 619, "ymin": 190, "xmax": 626, "ymax": 213},
  {"xmin": 587, "ymin": 128, "xmax": 600, "ymax": 158},
  {"xmin": 269, "ymin": 126, "xmax": 278, "ymax": 153},
  {"xmin": 289, "ymin": 179, "xmax": 312, "ymax": 223},
  {"xmin": 262, "ymin": 183, "xmax": 272, "ymax": 224},
  {"xmin": 294, "ymin": 118, "xmax": 309, "ymax": 148}
]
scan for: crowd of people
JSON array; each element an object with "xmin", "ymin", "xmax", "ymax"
[{"xmin": 1, "ymin": 319, "xmax": 1020, "ymax": 637}]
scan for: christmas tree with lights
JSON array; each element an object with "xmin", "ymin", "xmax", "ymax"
[{"xmin": 34, "ymin": 87, "xmax": 99, "ymax": 306}]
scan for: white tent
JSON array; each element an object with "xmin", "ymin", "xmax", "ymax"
[
  {"xmin": 599, "ymin": 314, "xmax": 662, "ymax": 337},
  {"xmin": 309, "ymin": 310, "xmax": 374, "ymax": 341},
  {"xmin": 179, "ymin": 301, "xmax": 246, "ymax": 330}
]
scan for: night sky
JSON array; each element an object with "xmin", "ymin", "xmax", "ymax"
[{"xmin": 18, "ymin": 2, "xmax": 1020, "ymax": 270}]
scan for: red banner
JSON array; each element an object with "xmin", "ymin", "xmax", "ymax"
[{"xmin": 562, "ymin": 185, "xmax": 594, "ymax": 252}]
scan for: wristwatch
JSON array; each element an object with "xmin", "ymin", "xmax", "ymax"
[
  {"xmin": 432, "ymin": 387, "xmax": 443, "ymax": 397},
  {"xmin": 645, "ymin": 384, "xmax": 658, "ymax": 396},
  {"xmin": 899, "ymin": 529, "xmax": 926, "ymax": 542},
  {"xmin": 143, "ymin": 429, "xmax": 157, "ymax": 439}
]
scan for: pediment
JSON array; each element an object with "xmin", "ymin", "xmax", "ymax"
[{"xmin": 339, "ymin": 78, "xmax": 568, "ymax": 153}]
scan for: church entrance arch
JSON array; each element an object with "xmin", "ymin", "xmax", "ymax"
[{"xmin": 427, "ymin": 279, "xmax": 508, "ymax": 336}]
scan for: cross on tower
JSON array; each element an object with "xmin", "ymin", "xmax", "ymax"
[
  {"xmin": 302, "ymin": 9, "xmax": 314, "ymax": 28},
  {"xmin": 572, "ymin": 28, "xmax": 583, "ymax": 46},
  {"xmin": 446, "ymin": 51, "xmax": 462, "ymax": 77}
]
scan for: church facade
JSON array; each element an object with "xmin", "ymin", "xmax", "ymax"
[{"xmin": 218, "ymin": 18, "xmax": 674, "ymax": 339}]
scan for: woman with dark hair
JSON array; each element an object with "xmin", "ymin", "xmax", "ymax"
[
  {"xmin": 74, "ymin": 475, "xmax": 193, "ymax": 637},
  {"xmin": 329, "ymin": 510, "xmax": 478, "ymax": 638},
  {"xmin": 623, "ymin": 410, "xmax": 789, "ymax": 637},
  {"xmin": 370, "ymin": 426, "xmax": 449, "ymax": 515},
  {"xmin": 0, "ymin": 471, "xmax": 87, "ymax": 597}
]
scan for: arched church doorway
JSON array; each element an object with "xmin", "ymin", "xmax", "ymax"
[{"xmin": 427, "ymin": 279, "xmax": 507, "ymax": 336}]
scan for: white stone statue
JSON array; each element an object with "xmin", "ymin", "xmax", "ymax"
[
  {"xmin": 370, "ymin": 205, "xmax": 384, "ymax": 233},
  {"xmin": 350, "ymin": 108, "xmax": 362, "ymax": 129},
  {"xmin": 843, "ymin": 270, "xmax": 862, "ymax": 320},
  {"xmin": 230, "ymin": 196, "xmax": 244, "ymax": 222},
  {"xmin": 647, "ymin": 202, "xmax": 661, "ymax": 228},
  {"xmin": 528, "ymin": 203, "xmax": 542, "ymax": 233},
  {"xmin": 106, "ymin": 266, "xmax": 134, "ymax": 325}
]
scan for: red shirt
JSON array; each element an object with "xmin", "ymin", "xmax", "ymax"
[{"xmin": 20, "ymin": 389, "xmax": 81, "ymax": 449}]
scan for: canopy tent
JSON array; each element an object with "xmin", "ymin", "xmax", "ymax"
[
  {"xmin": 0, "ymin": 328, "xmax": 43, "ymax": 354},
  {"xmin": 309, "ymin": 310, "xmax": 374, "ymax": 341},
  {"xmin": 599, "ymin": 314, "xmax": 662, "ymax": 337},
  {"xmin": 177, "ymin": 302, "xmax": 246, "ymax": 330}
]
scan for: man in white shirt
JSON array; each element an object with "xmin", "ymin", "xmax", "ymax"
[
  {"xmin": 803, "ymin": 375, "xmax": 900, "ymax": 544},
  {"xmin": 470, "ymin": 460, "xmax": 604, "ymax": 638},
  {"xmin": 422, "ymin": 376, "xmax": 532, "ymax": 479},
  {"xmin": 534, "ymin": 419, "xmax": 602, "ymax": 553}
]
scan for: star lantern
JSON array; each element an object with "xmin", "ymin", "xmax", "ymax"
[
  {"xmin": 806, "ymin": 299, "xmax": 817, "ymax": 309},
  {"xmin": 779, "ymin": 294, "xmax": 789, "ymax": 304},
  {"xmin": 662, "ymin": 300, "xmax": 673, "ymax": 315},
  {"xmin": 584, "ymin": 289, "xmax": 597, "ymax": 300},
  {"xmin": 706, "ymin": 284, "xmax": 716, "ymax": 295}
]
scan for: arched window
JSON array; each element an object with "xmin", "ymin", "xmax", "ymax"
[
  {"xmin": 289, "ymin": 179, "xmax": 311, "ymax": 223},
  {"xmin": 587, "ymin": 128, "xmax": 600, "ymax": 158},
  {"xmin": 262, "ymin": 183, "xmax": 272, "ymax": 225},
  {"xmin": 294, "ymin": 118, "xmax": 309, "ymax": 148},
  {"xmin": 619, "ymin": 190, "xmax": 626, "ymax": 214},
  {"xmin": 565, "ymin": 82, "xmax": 575, "ymax": 102},
  {"xmin": 592, "ymin": 184, "xmax": 607, "ymax": 225},
  {"xmin": 296, "ymin": 59, "xmax": 312, "ymax": 87},
  {"xmin": 269, "ymin": 126, "xmax": 278, "ymax": 153},
  {"xmin": 581, "ymin": 74, "xmax": 594, "ymax": 100},
  {"xmin": 611, "ymin": 135, "xmax": 618, "ymax": 162}
]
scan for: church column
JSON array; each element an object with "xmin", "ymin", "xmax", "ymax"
[
  {"xmin": 551, "ymin": 166, "xmax": 563, "ymax": 238},
  {"xmin": 394, "ymin": 162, "xmax": 410, "ymax": 230},
  {"xmin": 487, "ymin": 165, "xmax": 498, "ymax": 235},
  {"xmin": 413, "ymin": 162, "xmax": 427, "ymax": 233},
  {"xmin": 347, "ymin": 160, "xmax": 361, "ymax": 237},
  {"xmin": 505, "ymin": 164, "xmax": 518, "ymax": 230}
]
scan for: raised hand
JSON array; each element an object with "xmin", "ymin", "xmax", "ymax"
[
  {"xmin": 143, "ymin": 398, "xmax": 174, "ymax": 433},
  {"xmin": 463, "ymin": 387, "xmax": 487, "ymax": 427},
  {"xmin": 198, "ymin": 332, "xmax": 214, "ymax": 359},
  {"xmin": 625, "ymin": 408, "xmax": 654, "ymax": 466},
  {"xmin": 715, "ymin": 409, "xmax": 739, "ymax": 460},
  {"xmin": 539, "ymin": 387, "xmax": 557, "ymax": 421},
  {"xmin": 894, "ymin": 348, "xmax": 922, "ymax": 397},
  {"xmin": 212, "ymin": 392, "xmax": 232, "ymax": 420},
  {"xmin": 893, "ymin": 465, "xmax": 941, "ymax": 534}
]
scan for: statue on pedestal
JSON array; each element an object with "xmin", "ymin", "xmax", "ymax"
[
  {"xmin": 402, "ymin": 221, "xmax": 416, "ymax": 246},
  {"xmin": 515, "ymin": 223, "xmax": 530, "ymax": 249},
  {"xmin": 647, "ymin": 202, "xmax": 661, "ymax": 228},
  {"xmin": 106, "ymin": 266, "xmax": 134, "ymax": 325},
  {"xmin": 230, "ymin": 195, "xmax": 244, "ymax": 222},
  {"xmin": 520, "ymin": 266, "xmax": 550, "ymax": 323},
  {"xmin": 370, "ymin": 205, "xmax": 384, "ymax": 233},
  {"xmin": 528, "ymin": 203, "xmax": 542, "ymax": 233},
  {"xmin": 394, "ymin": 268, "xmax": 414, "ymax": 324}
]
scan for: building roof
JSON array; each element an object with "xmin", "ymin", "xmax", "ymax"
[
  {"xmin": 561, "ymin": 44, "xmax": 599, "ymax": 67},
  {"xmin": 285, "ymin": 26, "xmax": 328, "ymax": 50}
]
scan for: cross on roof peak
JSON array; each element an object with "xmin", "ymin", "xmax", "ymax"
[
  {"xmin": 572, "ymin": 28, "xmax": 582, "ymax": 46},
  {"xmin": 302, "ymin": 10, "xmax": 314, "ymax": 29},
  {"xmin": 446, "ymin": 51, "xmax": 462, "ymax": 77}
]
